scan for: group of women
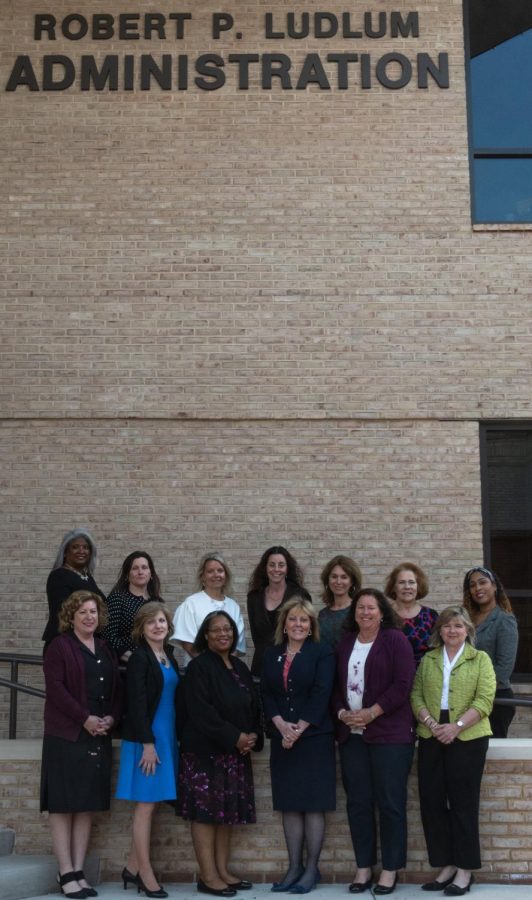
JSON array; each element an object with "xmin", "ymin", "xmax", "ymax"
[{"xmin": 40, "ymin": 531, "xmax": 519, "ymax": 899}]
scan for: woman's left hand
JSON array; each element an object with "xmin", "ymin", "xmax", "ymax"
[
  {"xmin": 432, "ymin": 722, "xmax": 462, "ymax": 744},
  {"xmin": 236, "ymin": 732, "xmax": 257, "ymax": 755},
  {"xmin": 349, "ymin": 707, "xmax": 377, "ymax": 729}
]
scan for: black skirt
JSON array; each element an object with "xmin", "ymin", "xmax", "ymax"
[
  {"xmin": 270, "ymin": 732, "xmax": 336, "ymax": 812},
  {"xmin": 40, "ymin": 730, "xmax": 113, "ymax": 813}
]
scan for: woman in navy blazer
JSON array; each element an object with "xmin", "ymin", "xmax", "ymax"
[
  {"xmin": 332, "ymin": 589, "xmax": 416, "ymax": 896},
  {"xmin": 261, "ymin": 597, "xmax": 335, "ymax": 894}
]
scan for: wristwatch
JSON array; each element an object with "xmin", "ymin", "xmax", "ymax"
[{"xmin": 456, "ymin": 720, "xmax": 465, "ymax": 728}]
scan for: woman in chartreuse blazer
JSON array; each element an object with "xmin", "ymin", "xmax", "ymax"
[{"xmin": 411, "ymin": 605, "xmax": 496, "ymax": 898}]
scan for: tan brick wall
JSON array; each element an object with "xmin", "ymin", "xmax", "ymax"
[
  {"xmin": 0, "ymin": 5, "xmax": 530, "ymax": 734},
  {"xmin": 0, "ymin": 1, "xmax": 531, "ymax": 421},
  {"xmin": 1, "ymin": 741, "xmax": 531, "ymax": 884}
]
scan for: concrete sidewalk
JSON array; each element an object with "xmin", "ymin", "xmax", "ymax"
[{"xmin": 28, "ymin": 883, "xmax": 532, "ymax": 900}]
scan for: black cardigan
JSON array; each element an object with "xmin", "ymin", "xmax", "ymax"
[
  {"xmin": 180, "ymin": 649, "xmax": 263, "ymax": 755},
  {"xmin": 247, "ymin": 582, "xmax": 312, "ymax": 677},
  {"xmin": 43, "ymin": 567, "xmax": 106, "ymax": 644},
  {"xmin": 121, "ymin": 641, "xmax": 181, "ymax": 744}
]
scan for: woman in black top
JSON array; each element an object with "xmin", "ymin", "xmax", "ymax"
[
  {"xmin": 179, "ymin": 611, "xmax": 262, "ymax": 898},
  {"xmin": 103, "ymin": 551, "xmax": 163, "ymax": 662},
  {"xmin": 43, "ymin": 528, "xmax": 106, "ymax": 649},
  {"xmin": 247, "ymin": 546, "xmax": 311, "ymax": 678}
]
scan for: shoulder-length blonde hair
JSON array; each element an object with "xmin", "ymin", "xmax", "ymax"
[
  {"xmin": 274, "ymin": 597, "xmax": 319, "ymax": 644},
  {"xmin": 429, "ymin": 605, "xmax": 475, "ymax": 649},
  {"xmin": 131, "ymin": 601, "xmax": 174, "ymax": 646}
]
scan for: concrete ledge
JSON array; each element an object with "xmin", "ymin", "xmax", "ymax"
[
  {"xmin": 1, "ymin": 741, "xmax": 531, "ymax": 884},
  {"xmin": 0, "ymin": 855, "xmax": 99, "ymax": 900}
]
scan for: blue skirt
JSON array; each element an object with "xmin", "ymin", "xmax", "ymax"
[{"xmin": 116, "ymin": 663, "xmax": 179, "ymax": 802}]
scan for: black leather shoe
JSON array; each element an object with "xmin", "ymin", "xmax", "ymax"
[
  {"xmin": 57, "ymin": 872, "xmax": 87, "ymax": 899},
  {"xmin": 197, "ymin": 881, "xmax": 237, "ymax": 898},
  {"xmin": 227, "ymin": 882, "xmax": 252, "ymax": 891},
  {"xmin": 422, "ymin": 876, "xmax": 456, "ymax": 892},
  {"xmin": 443, "ymin": 875, "xmax": 474, "ymax": 897},
  {"xmin": 348, "ymin": 877, "xmax": 373, "ymax": 894},
  {"xmin": 72, "ymin": 871, "xmax": 98, "ymax": 897},
  {"xmin": 373, "ymin": 875, "xmax": 397, "ymax": 896},
  {"xmin": 137, "ymin": 876, "xmax": 168, "ymax": 898},
  {"xmin": 122, "ymin": 869, "xmax": 139, "ymax": 891}
]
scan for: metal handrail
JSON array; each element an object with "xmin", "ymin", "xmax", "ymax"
[
  {"xmin": 0, "ymin": 651, "xmax": 44, "ymax": 738},
  {"xmin": 2, "ymin": 650, "xmax": 532, "ymax": 739}
]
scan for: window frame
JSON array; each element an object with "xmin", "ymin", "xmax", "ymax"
[
  {"xmin": 479, "ymin": 421, "xmax": 532, "ymax": 681},
  {"xmin": 463, "ymin": 1, "xmax": 532, "ymax": 225}
]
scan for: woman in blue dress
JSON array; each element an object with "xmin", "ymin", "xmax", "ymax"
[{"xmin": 116, "ymin": 602, "xmax": 180, "ymax": 899}]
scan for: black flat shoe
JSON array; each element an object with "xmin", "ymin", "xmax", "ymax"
[
  {"xmin": 271, "ymin": 868, "xmax": 305, "ymax": 893},
  {"xmin": 137, "ymin": 876, "xmax": 168, "ymax": 898},
  {"xmin": 422, "ymin": 876, "xmax": 456, "ymax": 892},
  {"xmin": 72, "ymin": 870, "xmax": 98, "ymax": 897},
  {"xmin": 443, "ymin": 875, "xmax": 474, "ymax": 897},
  {"xmin": 122, "ymin": 869, "xmax": 139, "ymax": 891},
  {"xmin": 227, "ymin": 882, "xmax": 253, "ymax": 891},
  {"xmin": 373, "ymin": 875, "xmax": 397, "ymax": 896},
  {"xmin": 197, "ymin": 881, "xmax": 237, "ymax": 897},
  {"xmin": 349, "ymin": 877, "xmax": 373, "ymax": 894},
  {"xmin": 57, "ymin": 872, "xmax": 87, "ymax": 899}
]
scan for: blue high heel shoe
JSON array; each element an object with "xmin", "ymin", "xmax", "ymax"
[
  {"xmin": 289, "ymin": 869, "xmax": 321, "ymax": 894},
  {"xmin": 271, "ymin": 867, "xmax": 305, "ymax": 893}
]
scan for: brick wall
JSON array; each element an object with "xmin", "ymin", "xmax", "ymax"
[
  {"xmin": 1, "ymin": 4, "xmax": 531, "ymax": 726},
  {"xmin": 1, "ymin": 740, "xmax": 531, "ymax": 884}
]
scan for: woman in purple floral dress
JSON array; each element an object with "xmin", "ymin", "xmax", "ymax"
[
  {"xmin": 179, "ymin": 611, "xmax": 262, "ymax": 898},
  {"xmin": 384, "ymin": 563, "xmax": 438, "ymax": 667}
]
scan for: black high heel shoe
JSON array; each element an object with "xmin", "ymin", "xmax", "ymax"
[
  {"xmin": 122, "ymin": 868, "xmax": 139, "ymax": 891},
  {"xmin": 422, "ymin": 875, "xmax": 456, "ymax": 892},
  {"xmin": 444, "ymin": 874, "xmax": 475, "ymax": 897},
  {"xmin": 72, "ymin": 870, "xmax": 98, "ymax": 897},
  {"xmin": 137, "ymin": 876, "xmax": 168, "ymax": 899},
  {"xmin": 56, "ymin": 872, "xmax": 87, "ymax": 899}
]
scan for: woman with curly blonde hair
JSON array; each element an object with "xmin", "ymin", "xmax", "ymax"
[{"xmin": 41, "ymin": 590, "xmax": 121, "ymax": 898}]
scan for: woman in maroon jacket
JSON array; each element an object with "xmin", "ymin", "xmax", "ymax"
[
  {"xmin": 41, "ymin": 590, "xmax": 121, "ymax": 899},
  {"xmin": 332, "ymin": 589, "xmax": 416, "ymax": 896}
]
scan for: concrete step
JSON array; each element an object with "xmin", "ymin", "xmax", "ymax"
[
  {"xmin": 0, "ymin": 826, "xmax": 15, "ymax": 856},
  {"xmin": 0, "ymin": 855, "xmax": 99, "ymax": 900}
]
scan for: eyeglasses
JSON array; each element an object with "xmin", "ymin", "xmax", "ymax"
[{"xmin": 208, "ymin": 626, "xmax": 233, "ymax": 635}]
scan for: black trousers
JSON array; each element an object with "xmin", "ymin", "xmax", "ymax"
[
  {"xmin": 490, "ymin": 688, "xmax": 515, "ymax": 738},
  {"xmin": 339, "ymin": 735, "xmax": 414, "ymax": 870},
  {"xmin": 417, "ymin": 735, "xmax": 489, "ymax": 870}
]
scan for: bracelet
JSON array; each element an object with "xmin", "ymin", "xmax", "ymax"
[
  {"xmin": 421, "ymin": 714, "xmax": 431, "ymax": 724},
  {"xmin": 369, "ymin": 708, "xmax": 376, "ymax": 721}
]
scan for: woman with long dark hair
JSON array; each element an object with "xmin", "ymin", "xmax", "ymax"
[
  {"xmin": 463, "ymin": 566, "xmax": 518, "ymax": 737},
  {"xmin": 247, "ymin": 546, "xmax": 311, "ymax": 678},
  {"xmin": 103, "ymin": 552, "xmax": 163, "ymax": 663}
]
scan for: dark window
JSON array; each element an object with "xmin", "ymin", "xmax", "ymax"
[
  {"xmin": 465, "ymin": 1, "xmax": 532, "ymax": 223},
  {"xmin": 480, "ymin": 425, "xmax": 532, "ymax": 677}
]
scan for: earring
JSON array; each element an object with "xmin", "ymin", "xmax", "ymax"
[
  {"xmin": 283, "ymin": 628, "xmax": 287, "ymax": 634},
  {"xmin": 308, "ymin": 630, "xmax": 312, "ymax": 636}
]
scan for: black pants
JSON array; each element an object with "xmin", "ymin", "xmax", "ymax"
[
  {"xmin": 490, "ymin": 688, "xmax": 515, "ymax": 738},
  {"xmin": 339, "ymin": 735, "xmax": 414, "ymax": 870},
  {"xmin": 417, "ymin": 735, "xmax": 489, "ymax": 870}
]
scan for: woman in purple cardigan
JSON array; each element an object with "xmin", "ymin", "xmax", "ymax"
[
  {"xmin": 41, "ymin": 590, "xmax": 122, "ymax": 899},
  {"xmin": 332, "ymin": 589, "xmax": 416, "ymax": 896}
]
